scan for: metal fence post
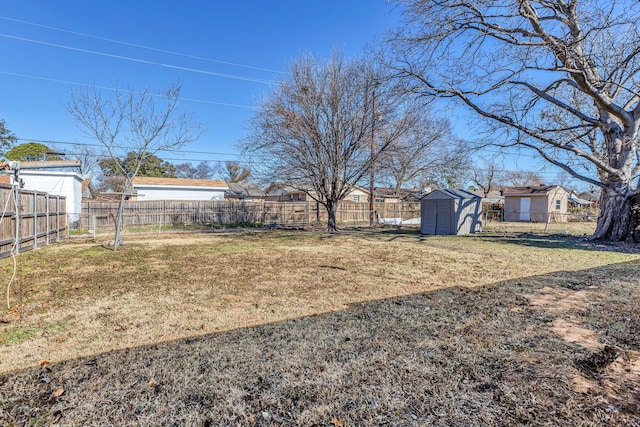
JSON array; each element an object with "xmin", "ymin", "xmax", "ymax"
[{"xmin": 14, "ymin": 184, "xmax": 20, "ymax": 254}]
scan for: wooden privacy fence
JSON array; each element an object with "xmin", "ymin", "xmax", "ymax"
[
  {"xmin": 0, "ymin": 184, "xmax": 67, "ymax": 259},
  {"xmin": 80, "ymin": 200, "xmax": 422, "ymax": 231}
]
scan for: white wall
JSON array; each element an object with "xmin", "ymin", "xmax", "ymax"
[
  {"xmin": 14, "ymin": 171, "xmax": 84, "ymax": 224},
  {"xmin": 134, "ymin": 185, "xmax": 226, "ymax": 201}
]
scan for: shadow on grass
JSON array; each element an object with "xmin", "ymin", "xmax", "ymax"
[
  {"xmin": 476, "ymin": 232, "xmax": 640, "ymax": 254},
  {"xmin": 1, "ymin": 261, "xmax": 639, "ymax": 426},
  {"xmin": 365, "ymin": 226, "xmax": 640, "ymax": 254}
]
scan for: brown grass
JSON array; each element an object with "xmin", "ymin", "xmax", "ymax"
[{"xmin": 0, "ymin": 226, "xmax": 639, "ymax": 425}]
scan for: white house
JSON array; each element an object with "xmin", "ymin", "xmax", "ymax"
[
  {"xmin": 132, "ymin": 177, "xmax": 229, "ymax": 201},
  {"xmin": 12, "ymin": 170, "xmax": 84, "ymax": 225}
]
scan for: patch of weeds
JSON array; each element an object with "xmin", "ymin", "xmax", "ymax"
[
  {"xmin": 76, "ymin": 248, "xmax": 108, "ymax": 257},
  {"xmin": 0, "ymin": 321, "xmax": 65, "ymax": 346}
]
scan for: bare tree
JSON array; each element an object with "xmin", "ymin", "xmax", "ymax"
[
  {"xmin": 214, "ymin": 161, "xmax": 251, "ymax": 183},
  {"xmin": 175, "ymin": 161, "xmax": 215, "ymax": 180},
  {"xmin": 389, "ymin": 0, "xmax": 640, "ymax": 241},
  {"xmin": 503, "ymin": 171, "xmax": 543, "ymax": 187},
  {"xmin": 376, "ymin": 106, "xmax": 464, "ymax": 192},
  {"xmin": 471, "ymin": 159, "xmax": 503, "ymax": 197},
  {"xmin": 68, "ymin": 81, "xmax": 202, "ymax": 249},
  {"xmin": 243, "ymin": 52, "xmax": 410, "ymax": 231}
]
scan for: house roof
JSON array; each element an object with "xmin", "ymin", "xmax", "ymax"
[
  {"xmin": 578, "ymin": 191, "xmax": 600, "ymax": 202},
  {"xmin": 503, "ymin": 185, "xmax": 565, "ymax": 196},
  {"xmin": 373, "ymin": 187, "xmax": 424, "ymax": 198},
  {"xmin": 226, "ymin": 182, "xmax": 265, "ymax": 197},
  {"xmin": 132, "ymin": 177, "xmax": 228, "ymax": 188},
  {"xmin": 568, "ymin": 191, "xmax": 593, "ymax": 205}
]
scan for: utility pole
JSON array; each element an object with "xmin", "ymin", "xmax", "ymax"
[{"xmin": 369, "ymin": 91, "xmax": 376, "ymax": 226}]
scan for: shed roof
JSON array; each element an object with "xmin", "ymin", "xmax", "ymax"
[
  {"xmin": 424, "ymin": 189, "xmax": 481, "ymax": 200},
  {"xmin": 132, "ymin": 177, "xmax": 228, "ymax": 188}
]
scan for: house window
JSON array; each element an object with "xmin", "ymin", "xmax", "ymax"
[
  {"xmin": 555, "ymin": 199, "xmax": 561, "ymax": 210},
  {"xmin": 375, "ymin": 198, "xmax": 385, "ymax": 203},
  {"xmin": 353, "ymin": 195, "xmax": 360, "ymax": 202}
]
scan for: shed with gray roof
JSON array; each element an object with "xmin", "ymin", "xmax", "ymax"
[{"xmin": 420, "ymin": 189, "xmax": 482, "ymax": 235}]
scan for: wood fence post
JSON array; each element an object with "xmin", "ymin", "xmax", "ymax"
[
  {"xmin": 45, "ymin": 193, "xmax": 50, "ymax": 245},
  {"xmin": 33, "ymin": 191, "xmax": 38, "ymax": 249},
  {"xmin": 56, "ymin": 196, "xmax": 61, "ymax": 242}
]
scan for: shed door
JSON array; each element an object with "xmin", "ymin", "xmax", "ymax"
[
  {"xmin": 520, "ymin": 197, "xmax": 531, "ymax": 221},
  {"xmin": 436, "ymin": 200, "xmax": 452, "ymax": 234},
  {"xmin": 423, "ymin": 201, "xmax": 437, "ymax": 234},
  {"xmin": 422, "ymin": 200, "xmax": 451, "ymax": 235}
]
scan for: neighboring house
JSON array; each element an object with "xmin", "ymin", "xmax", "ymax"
[
  {"xmin": 264, "ymin": 184, "xmax": 310, "ymax": 202},
  {"xmin": 11, "ymin": 170, "xmax": 84, "ymax": 225},
  {"xmin": 264, "ymin": 183, "xmax": 369, "ymax": 203},
  {"xmin": 132, "ymin": 177, "xmax": 228, "ymax": 201},
  {"xmin": 470, "ymin": 189, "xmax": 505, "ymax": 206},
  {"xmin": 372, "ymin": 187, "xmax": 428, "ymax": 203},
  {"xmin": 503, "ymin": 185, "xmax": 569, "ymax": 222},
  {"xmin": 578, "ymin": 190, "xmax": 601, "ymax": 208},
  {"xmin": 420, "ymin": 189, "xmax": 482, "ymax": 235},
  {"xmin": 568, "ymin": 191, "xmax": 593, "ymax": 209},
  {"xmin": 224, "ymin": 182, "xmax": 265, "ymax": 201}
]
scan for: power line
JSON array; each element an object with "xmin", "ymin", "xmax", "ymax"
[
  {"xmin": 15, "ymin": 138, "xmax": 241, "ymax": 157},
  {"xmin": 0, "ymin": 33, "xmax": 277, "ymax": 85},
  {"xmin": 0, "ymin": 71, "xmax": 256, "ymax": 109},
  {"xmin": 0, "ymin": 15, "xmax": 287, "ymax": 75}
]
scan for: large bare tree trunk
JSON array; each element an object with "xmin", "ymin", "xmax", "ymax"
[{"xmin": 593, "ymin": 183, "xmax": 636, "ymax": 241}]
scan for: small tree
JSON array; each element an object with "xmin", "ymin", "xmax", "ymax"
[
  {"xmin": 0, "ymin": 119, "xmax": 17, "ymax": 155},
  {"xmin": 68, "ymin": 82, "xmax": 202, "ymax": 249},
  {"xmin": 5, "ymin": 142, "xmax": 59, "ymax": 162}
]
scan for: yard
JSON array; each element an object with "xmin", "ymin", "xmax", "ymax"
[{"xmin": 0, "ymin": 225, "xmax": 639, "ymax": 425}]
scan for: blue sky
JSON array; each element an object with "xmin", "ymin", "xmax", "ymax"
[
  {"xmin": 1, "ymin": 0, "xmax": 400, "ymax": 165},
  {"xmin": 1, "ymin": 1, "xmax": 581, "ymax": 187}
]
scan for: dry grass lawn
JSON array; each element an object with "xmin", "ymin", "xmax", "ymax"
[{"xmin": 0, "ymin": 225, "xmax": 639, "ymax": 425}]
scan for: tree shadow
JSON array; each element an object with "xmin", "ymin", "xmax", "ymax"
[{"xmin": 476, "ymin": 232, "xmax": 640, "ymax": 254}]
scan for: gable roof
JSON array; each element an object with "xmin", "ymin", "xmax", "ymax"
[
  {"xmin": 132, "ymin": 177, "xmax": 228, "ymax": 189},
  {"xmin": 424, "ymin": 189, "xmax": 481, "ymax": 200},
  {"xmin": 503, "ymin": 185, "xmax": 565, "ymax": 196}
]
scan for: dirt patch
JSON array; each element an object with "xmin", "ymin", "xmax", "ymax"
[{"xmin": 525, "ymin": 277, "xmax": 640, "ymax": 419}]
